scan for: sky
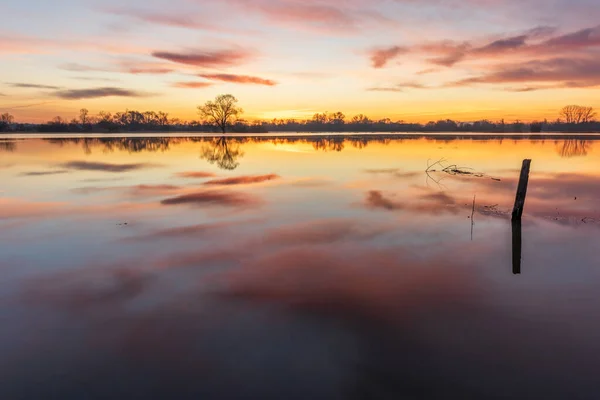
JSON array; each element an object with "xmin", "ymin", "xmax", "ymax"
[{"xmin": 1, "ymin": 0, "xmax": 600, "ymax": 123}]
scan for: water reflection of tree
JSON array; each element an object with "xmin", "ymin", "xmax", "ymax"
[
  {"xmin": 312, "ymin": 137, "xmax": 346, "ymax": 152},
  {"xmin": 46, "ymin": 138, "xmax": 182, "ymax": 155},
  {"xmin": 557, "ymin": 139, "xmax": 592, "ymax": 158},
  {"xmin": 199, "ymin": 137, "xmax": 245, "ymax": 170},
  {"xmin": 0, "ymin": 140, "xmax": 16, "ymax": 152}
]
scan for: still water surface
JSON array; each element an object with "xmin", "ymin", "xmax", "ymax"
[{"xmin": 1, "ymin": 136, "xmax": 600, "ymax": 399}]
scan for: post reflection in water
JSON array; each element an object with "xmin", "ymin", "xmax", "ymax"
[
  {"xmin": 512, "ymin": 219, "xmax": 522, "ymax": 275},
  {"xmin": 1, "ymin": 135, "xmax": 600, "ymax": 399}
]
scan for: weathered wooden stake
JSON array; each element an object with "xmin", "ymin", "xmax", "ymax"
[
  {"xmin": 512, "ymin": 219, "xmax": 522, "ymax": 275},
  {"xmin": 512, "ymin": 159, "xmax": 531, "ymax": 221}
]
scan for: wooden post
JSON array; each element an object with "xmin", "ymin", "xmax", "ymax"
[
  {"xmin": 512, "ymin": 219, "xmax": 522, "ymax": 275},
  {"xmin": 512, "ymin": 159, "xmax": 531, "ymax": 221}
]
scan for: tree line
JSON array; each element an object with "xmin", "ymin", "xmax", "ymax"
[{"xmin": 1, "ymin": 96, "xmax": 598, "ymax": 133}]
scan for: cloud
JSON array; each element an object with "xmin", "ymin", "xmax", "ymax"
[
  {"xmin": 71, "ymin": 76, "xmax": 121, "ymax": 83},
  {"xmin": 19, "ymin": 170, "xmax": 70, "ymax": 177},
  {"xmin": 23, "ymin": 268, "xmax": 153, "ymax": 313},
  {"xmin": 423, "ymin": 42, "xmax": 470, "ymax": 67},
  {"xmin": 54, "ymin": 87, "xmax": 149, "ymax": 99},
  {"xmin": 0, "ymin": 33, "xmax": 148, "ymax": 55},
  {"xmin": 369, "ymin": 46, "xmax": 408, "ymax": 68},
  {"xmin": 367, "ymin": 87, "xmax": 403, "ymax": 92},
  {"xmin": 204, "ymin": 174, "xmax": 280, "ymax": 185},
  {"xmin": 228, "ymin": 0, "xmax": 388, "ymax": 34},
  {"xmin": 129, "ymin": 185, "xmax": 181, "ymax": 196},
  {"xmin": 365, "ymin": 190, "xmax": 404, "ymax": 210},
  {"xmin": 128, "ymin": 67, "xmax": 173, "ymax": 74},
  {"xmin": 8, "ymin": 82, "xmax": 61, "ymax": 90},
  {"xmin": 175, "ymin": 171, "xmax": 217, "ymax": 178},
  {"xmin": 71, "ymin": 184, "xmax": 181, "ymax": 196},
  {"xmin": 107, "ymin": 8, "xmax": 216, "ymax": 30},
  {"xmin": 451, "ymin": 57, "xmax": 600, "ymax": 89},
  {"xmin": 60, "ymin": 161, "xmax": 158, "ymax": 173},
  {"xmin": 262, "ymin": 218, "xmax": 393, "ymax": 246},
  {"xmin": 364, "ymin": 169, "xmax": 421, "ymax": 179},
  {"xmin": 198, "ymin": 73, "xmax": 277, "ymax": 86},
  {"xmin": 129, "ymin": 221, "xmax": 238, "ymax": 241},
  {"xmin": 542, "ymin": 25, "xmax": 600, "ymax": 50},
  {"xmin": 367, "ymin": 82, "xmax": 428, "ymax": 92},
  {"xmin": 366, "ymin": 24, "xmax": 600, "ymax": 72},
  {"xmin": 216, "ymin": 245, "xmax": 471, "ymax": 323},
  {"xmin": 172, "ymin": 82, "xmax": 214, "ymax": 89},
  {"xmin": 4, "ymin": 102, "xmax": 53, "ymax": 110},
  {"xmin": 364, "ymin": 190, "xmax": 466, "ymax": 215},
  {"xmin": 60, "ymin": 63, "xmax": 99, "ymax": 72},
  {"xmin": 474, "ymin": 35, "xmax": 528, "ymax": 55},
  {"xmin": 416, "ymin": 68, "xmax": 441, "ymax": 75},
  {"xmin": 152, "ymin": 49, "xmax": 252, "ymax": 67},
  {"xmin": 161, "ymin": 190, "xmax": 260, "ymax": 208},
  {"xmin": 61, "ymin": 61, "xmax": 176, "ymax": 75}
]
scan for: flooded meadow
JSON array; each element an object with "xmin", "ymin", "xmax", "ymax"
[{"xmin": 1, "ymin": 135, "xmax": 600, "ymax": 399}]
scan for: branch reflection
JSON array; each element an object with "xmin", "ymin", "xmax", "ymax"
[{"xmin": 199, "ymin": 137, "xmax": 245, "ymax": 171}]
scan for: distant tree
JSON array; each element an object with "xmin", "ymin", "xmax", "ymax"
[
  {"xmin": 352, "ymin": 114, "xmax": 371, "ymax": 124},
  {"xmin": 580, "ymin": 106, "xmax": 596, "ymax": 123},
  {"xmin": 157, "ymin": 111, "xmax": 170, "ymax": 126},
  {"xmin": 530, "ymin": 121, "xmax": 543, "ymax": 133},
  {"xmin": 560, "ymin": 105, "xmax": 578, "ymax": 123},
  {"xmin": 98, "ymin": 111, "xmax": 112, "ymax": 123},
  {"xmin": 79, "ymin": 109, "xmax": 89, "ymax": 125},
  {"xmin": 143, "ymin": 111, "xmax": 158, "ymax": 126},
  {"xmin": 560, "ymin": 105, "xmax": 596, "ymax": 124},
  {"xmin": 328, "ymin": 112, "xmax": 346, "ymax": 125},
  {"xmin": 1, "ymin": 113, "xmax": 14, "ymax": 124},
  {"xmin": 312, "ymin": 113, "xmax": 329, "ymax": 124},
  {"xmin": 0, "ymin": 113, "xmax": 14, "ymax": 132},
  {"xmin": 198, "ymin": 94, "xmax": 243, "ymax": 134}
]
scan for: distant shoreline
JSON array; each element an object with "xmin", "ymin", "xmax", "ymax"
[{"xmin": 2, "ymin": 132, "xmax": 600, "ymax": 141}]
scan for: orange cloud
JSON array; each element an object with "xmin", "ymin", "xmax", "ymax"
[
  {"xmin": 172, "ymin": 82, "xmax": 214, "ymax": 89},
  {"xmin": 204, "ymin": 174, "xmax": 280, "ymax": 185},
  {"xmin": 175, "ymin": 171, "xmax": 218, "ymax": 178},
  {"xmin": 198, "ymin": 73, "xmax": 277, "ymax": 86}
]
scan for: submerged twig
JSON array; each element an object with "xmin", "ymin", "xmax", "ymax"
[{"xmin": 426, "ymin": 158, "xmax": 501, "ymax": 181}]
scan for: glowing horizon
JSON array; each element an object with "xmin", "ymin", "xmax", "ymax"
[{"xmin": 1, "ymin": 0, "xmax": 599, "ymax": 124}]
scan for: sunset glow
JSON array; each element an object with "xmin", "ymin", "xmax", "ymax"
[{"xmin": 1, "ymin": 0, "xmax": 599, "ymax": 123}]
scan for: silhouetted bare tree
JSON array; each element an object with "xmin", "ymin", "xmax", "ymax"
[
  {"xmin": 560, "ymin": 105, "xmax": 597, "ymax": 124},
  {"xmin": 1, "ymin": 113, "xmax": 14, "ymax": 124},
  {"xmin": 198, "ymin": 94, "xmax": 243, "ymax": 134},
  {"xmin": 79, "ymin": 109, "xmax": 89, "ymax": 124},
  {"xmin": 0, "ymin": 113, "xmax": 14, "ymax": 132}
]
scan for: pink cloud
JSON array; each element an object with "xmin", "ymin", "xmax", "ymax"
[
  {"xmin": 152, "ymin": 49, "xmax": 253, "ymax": 67},
  {"xmin": 369, "ymin": 46, "xmax": 408, "ymax": 68}
]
